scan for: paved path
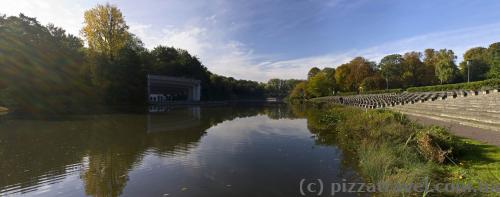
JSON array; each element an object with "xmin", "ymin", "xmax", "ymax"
[{"xmin": 406, "ymin": 114, "xmax": 500, "ymax": 146}]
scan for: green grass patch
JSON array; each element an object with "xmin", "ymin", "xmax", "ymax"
[{"xmin": 446, "ymin": 138, "xmax": 500, "ymax": 183}]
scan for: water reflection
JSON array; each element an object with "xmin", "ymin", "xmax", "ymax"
[{"xmin": 0, "ymin": 105, "xmax": 362, "ymax": 196}]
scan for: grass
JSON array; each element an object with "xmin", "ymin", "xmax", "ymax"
[
  {"xmin": 300, "ymin": 103, "xmax": 500, "ymax": 196},
  {"xmin": 446, "ymin": 138, "xmax": 500, "ymax": 184}
]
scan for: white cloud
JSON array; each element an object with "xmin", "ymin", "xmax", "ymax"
[
  {"xmin": 128, "ymin": 22, "xmax": 269, "ymax": 80},
  {"xmin": 3, "ymin": 1, "xmax": 500, "ymax": 82},
  {"xmin": 0, "ymin": 0, "xmax": 88, "ymax": 36},
  {"xmin": 130, "ymin": 20, "xmax": 500, "ymax": 82},
  {"xmin": 252, "ymin": 22, "xmax": 500, "ymax": 81}
]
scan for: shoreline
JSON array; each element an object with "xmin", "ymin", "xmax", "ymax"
[{"xmin": 304, "ymin": 103, "xmax": 500, "ymax": 195}]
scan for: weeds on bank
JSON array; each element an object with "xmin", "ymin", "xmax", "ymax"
[{"xmin": 305, "ymin": 104, "xmax": 500, "ymax": 196}]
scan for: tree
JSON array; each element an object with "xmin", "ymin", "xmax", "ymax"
[
  {"xmin": 322, "ymin": 67, "xmax": 336, "ymax": 78},
  {"xmin": 290, "ymin": 81, "xmax": 308, "ymax": 99},
  {"xmin": 402, "ymin": 52, "xmax": 426, "ymax": 87},
  {"xmin": 335, "ymin": 64, "xmax": 351, "ymax": 92},
  {"xmin": 346, "ymin": 57, "xmax": 376, "ymax": 92},
  {"xmin": 459, "ymin": 47, "xmax": 490, "ymax": 82},
  {"xmin": 0, "ymin": 14, "xmax": 89, "ymax": 112},
  {"xmin": 360, "ymin": 74, "xmax": 385, "ymax": 92},
  {"xmin": 100, "ymin": 34, "xmax": 147, "ymax": 104},
  {"xmin": 487, "ymin": 42, "xmax": 500, "ymax": 79},
  {"xmin": 434, "ymin": 49, "xmax": 457, "ymax": 84},
  {"xmin": 82, "ymin": 3, "xmax": 129, "ymax": 60},
  {"xmin": 322, "ymin": 67, "xmax": 336, "ymax": 90},
  {"xmin": 422, "ymin": 49, "xmax": 439, "ymax": 85},
  {"xmin": 307, "ymin": 67, "xmax": 321, "ymax": 80},
  {"xmin": 265, "ymin": 79, "xmax": 302, "ymax": 98},
  {"xmin": 306, "ymin": 72, "xmax": 335, "ymax": 97},
  {"xmin": 379, "ymin": 54, "xmax": 404, "ymax": 89}
]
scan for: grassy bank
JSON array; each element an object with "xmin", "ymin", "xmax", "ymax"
[{"xmin": 299, "ymin": 103, "xmax": 500, "ymax": 196}]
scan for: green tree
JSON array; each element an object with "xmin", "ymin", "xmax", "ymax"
[
  {"xmin": 360, "ymin": 74, "xmax": 385, "ymax": 92},
  {"xmin": 307, "ymin": 67, "xmax": 321, "ymax": 80},
  {"xmin": 322, "ymin": 67, "xmax": 336, "ymax": 79},
  {"xmin": 402, "ymin": 52, "xmax": 426, "ymax": 87},
  {"xmin": 335, "ymin": 63, "xmax": 351, "ymax": 92},
  {"xmin": 487, "ymin": 42, "xmax": 500, "ymax": 79},
  {"xmin": 322, "ymin": 67, "xmax": 336, "ymax": 90},
  {"xmin": 265, "ymin": 79, "xmax": 302, "ymax": 98},
  {"xmin": 0, "ymin": 14, "xmax": 89, "ymax": 112},
  {"xmin": 379, "ymin": 54, "xmax": 404, "ymax": 89},
  {"xmin": 306, "ymin": 72, "xmax": 335, "ymax": 97},
  {"xmin": 290, "ymin": 81, "xmax": 308, "ymax": 99},
  {"xmin": 82, "ymin": 3, "xmax": 129, "ymax": 60},
  {"xmin": 422, "ymin": 49, "xmax": 439, "ymax": 85},
  {"xmin": 434, "ymin": 49, "xmax": 457, "ymax": 84},
  {"xmin": 459, "ymin": 47, "xmax": 490, "ymax": 82}
]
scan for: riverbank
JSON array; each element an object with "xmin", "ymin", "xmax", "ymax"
[{"xmin": 302, "ymin": 103, "xmax": 500, "ymax": 196}]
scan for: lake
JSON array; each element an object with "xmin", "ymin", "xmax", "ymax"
[{"xmin": 0, "ymin": 105, "xmax": 363, "ymax": 196}]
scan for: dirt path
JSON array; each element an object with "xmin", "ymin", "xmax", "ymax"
[{"xmin": 406, "ymin": 114, "xmax": 500, "ymax": 146}]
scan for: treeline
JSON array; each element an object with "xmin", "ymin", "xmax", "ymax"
[
  {"xmin": 264, "ymin": 78, "xmax": 304, "ymax": 98},
  {"xmin": 0, "ymin": 5, "xmax": 279, "ymax": 113},
  {"xmin": 291, "ymin": 44, "xmax": 500, "ymax": 99}
]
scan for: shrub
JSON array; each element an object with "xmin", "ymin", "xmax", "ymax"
[
  {"xmin": 416, "ymin": 126, "xmax": 465, "ymax": 163},
  {"xmin": 407, "ymin": 79, "xmax": 500, "ymax": 92},
  {"xmin": 416, "ymin": 132, "xmax": 451, "ymax": 164}
]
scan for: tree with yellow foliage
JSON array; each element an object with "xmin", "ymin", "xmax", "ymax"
[{"xmin": 81, "ymin": 3, "xmax": 129, "ymax": 60}]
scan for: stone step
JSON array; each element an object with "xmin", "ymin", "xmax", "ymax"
[
  {"xmin": 393, "ymin": 106, "xmax": 500, "ymax": 125},
  {"xmin": 413, "ymin": 100, "xmax": 500, "ymax": 108},
  {"xmin": 408, "ymin": 105, "xmax": 500, "ymax": 114},
  {"xmin": 396, "ymin": 104, "xmax": 500, "ymax": 120},
  {"xmin": 439, "ymin": 98, "xmax": 500, "ymax": 103},
  {"xmin": 392, "ymin": 108, "xmax": 500, "ymax": 132},
  {"xmin": 442, "ymin": 94, "xmax": 500, "ymax": 101},
  {"xmin": 421, "ymin": 101, "xmax": 500, "ymax": 109}
]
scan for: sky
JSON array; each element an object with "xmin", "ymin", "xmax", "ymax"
[{"xmin": 2, "ymin": 0, "xmax": 500, "ymax": 82}]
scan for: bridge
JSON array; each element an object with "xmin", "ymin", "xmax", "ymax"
[{"xmin": 147, "ymin": 75, "xmax": 201, "ymax": 104}]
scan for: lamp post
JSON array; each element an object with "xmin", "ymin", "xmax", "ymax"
[{"xmin": 467, "ymin": 60, "xmax": 471, "ymax": 83}]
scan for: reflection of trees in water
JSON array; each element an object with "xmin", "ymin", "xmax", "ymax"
[
  {"xmin": 83, "ymin": 150, "xmax": 133, "ymax": 197},
  {"xmin": 263, "ymin": 103, "xmax": 304, "ymax": 120},
  {"xmin": 288, "ymin": 104, "xmax": 361, "ymax": 177},
  {"xmin": 0, "ymin": 105, "xmax": 290, "ymax": 196},
  {"xmin": 0, "ymin": 120, "xmax": 89, "ymax": 194},
  {"xmin": 81, "ymin": 114, "xmax": 148, "ymax": 197}
]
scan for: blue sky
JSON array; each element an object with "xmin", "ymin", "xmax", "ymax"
[{"xmin": 2, "ymin": 0, "xmax": 500, "ymax": 81}]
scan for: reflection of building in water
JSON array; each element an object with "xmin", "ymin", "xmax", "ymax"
[
  {"xmin": 149, "ymin": 94, "xmax": 166, "ymax": 104},
  {"xmin": 148, "ymin": 104, "xmax": 169, "ymax": 113},
  {"xmin": 147, "ymin": 106, "xmax": 201, "ymax": 133}
]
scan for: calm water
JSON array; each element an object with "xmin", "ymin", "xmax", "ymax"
[{"xmin": 0, "ymin": 105, "xmax": 362, "ymax": 196}]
